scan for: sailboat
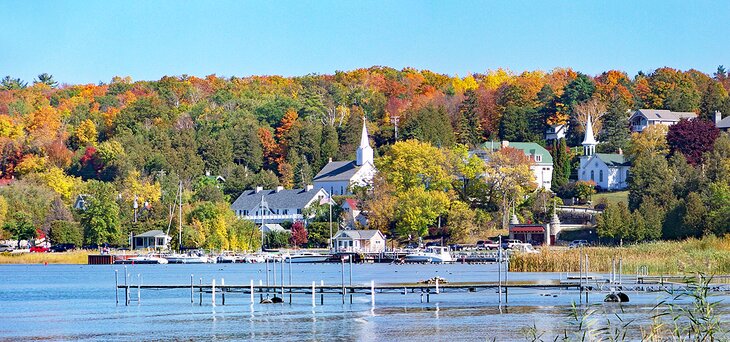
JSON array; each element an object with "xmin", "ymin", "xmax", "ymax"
[{"xmin": 163, "ymin": 181, "xmax": 209, "ymax": 264}]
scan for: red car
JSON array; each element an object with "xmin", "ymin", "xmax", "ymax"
[{"xmin": 29, "ymin": 246, "xmax": 49, "ymax": 253}]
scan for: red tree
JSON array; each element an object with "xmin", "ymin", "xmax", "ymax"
[
  {"xmin": 666, "ymin": 119, "xmax": 720, "ymax": 166},
  {"xmin": 290, "ymin": 221, "xmax": 308, "ymax": 248}
]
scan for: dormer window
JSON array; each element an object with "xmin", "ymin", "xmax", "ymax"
[{"xmin": 535, "ymin": 155, "xmax": 542, "ymax": 162}]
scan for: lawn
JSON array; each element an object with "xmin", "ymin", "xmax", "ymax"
[{"xmin": 592, "ymin": 190, "xmax": 629, "ymax": 206}]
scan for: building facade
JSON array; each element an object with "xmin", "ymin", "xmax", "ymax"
[
  {"xmin": 473, "ymin": 141, "xmax": 554, "ymax": 190},
  {"xmin": 313, "ymin": 119, "xmax": 376, "ymax": 195},
  {"xmin": 230, "ymin": 185, "xmax": 328, "ymax": 224},
  {"xmin": 629, "ymin": 109, "xmax": 697, "ymax": 133},
  {"xmin": 578, "ymin": 115, "xmax": 630, "ymax": 190}
]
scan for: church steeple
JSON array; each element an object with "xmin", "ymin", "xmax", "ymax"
[
  {"xmin": 356, "ymin": 118, "xmax": 373, "ymax": 166},
  {"xmin": 582, "ymin": 115, "xmax": 597, "ymax": 156}
]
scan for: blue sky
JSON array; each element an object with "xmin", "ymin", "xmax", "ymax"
[{"xmin": 1, "ymin": 0, "xmax": 729, "ymax": 84}]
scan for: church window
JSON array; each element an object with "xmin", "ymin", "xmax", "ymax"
[
  {"xmin": 599, "ymin": 170, "xmax": 603, "ymax": 183},
  {"xmin": 590, "ymin": 170, "xmax": 594, "ymax": 181}
]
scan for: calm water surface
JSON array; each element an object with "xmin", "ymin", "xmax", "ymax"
[{"xmin": 0, "ymin": 263, "xmax": 725, "ymax": 341}]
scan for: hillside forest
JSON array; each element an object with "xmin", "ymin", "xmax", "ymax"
[{"xmin": 0, "ymin": 66, "xmax": 728, "ymax": 250}]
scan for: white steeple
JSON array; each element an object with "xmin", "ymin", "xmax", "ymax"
[
  {"xmin": 356, "ymin": 118, "xmax": 373, "ymax": 166},
  {"xmin": 582, "ymin": 115, "xmax": 597, "ymax": 156}
]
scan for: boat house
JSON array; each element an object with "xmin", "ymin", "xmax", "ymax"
[
  {"xmin": 332, "ymin": 230, "xmax": 386, "ymax": 253},
  {"xmin": 132, "ymin": 230, "xmax": 171, "ymax": 250}
]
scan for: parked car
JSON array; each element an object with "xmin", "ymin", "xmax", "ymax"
[
  {"xmin": 425, "ymin": 241, "xmax": 442, "ymax": 247},
  {"xmin": 568, "ymin": 240, "xmax": 589, "ymax": 248},
  {"xmin": 29, "ymin": 246, "xmax": 50, "ymax": 253},
  {"xmin": 476, "ymin": 240, "xmax": 499, "ymax": 250},
  {"xmin": 0, "ymin": 244, "xmax": 14, "ymax": 252},
  {"xmin": 448, "ymin": 244, "xmax": 463, "ymax": 251},
  {"xmin": 50, "ymin": 244, "xmax": 76, "ymax": 252},
  {"xmin": 501, "ymin": 239, "xmax": 522, "ymax": 250}
]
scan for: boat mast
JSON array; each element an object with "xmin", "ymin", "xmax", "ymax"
[
  {"xmin": 178, "ymin": 180, "xmax": 183, "ymax": 253},
  {"xmin": 260, "ymin": 195, "xmax": 265, "ymax": 251}
]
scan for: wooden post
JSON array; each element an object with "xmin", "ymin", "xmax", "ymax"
[
  {"xmin": 498, "ymin": 239, "xmax": 502, "ymax": 305},
  {"xmin": 619, "ymin": 257, "xmax": 623, "ymax": 285},
  {"xmin": 320, "ymin": 280, "xmax": 324, "ymax": 305},
  {"xmin": 341, "ymin": 258, "xmax": 345, "ymax": 304},
  {"xmin": 250, "ymin": 279, "xmax": 254, "ymax": 304},
  {"xmin": 578, "ymin": 251, "xmax": 583, "ymax": 304},
  {"xmin": 212, "ymin": 279, "xmax": 216, "ymax": 307},
  {"xmin": 115, "ymin": 270, "xmax": 119, "ymax": 305},
  {"xmin": 190, "ymin": 274, "xmax": 194, "ymax": 304},
  {"xmin": 124, "ymin": 266, "xmax": 129, "ymax": 306},
  {"xmin": 312, "ymin": 281, "xmax": 316, "ymax": 307},
  {"xmin": 221, "ymin": 278, "xmax": 225, "ymax": 305},
  {"xmin": 349, "ymin": 256, "xmax": 353, "ymax": 304},
  {"xmin": 280, "ymin": 258, "xmax": 284, "ymax": 299},
  {"xmin": 435, "ymin": 278, "xmax": 439, "ymax": 294},
  {"xmin": 265, "ymin": 258, "xmax": 269, "ymax": 287},
  {"xmin": 137, "ymin": 274, "xmax": 141, "ymax": 304},
  {"xmin": 289, "ymin": 256, "xmax": 292, "ymax": 304},
  {"xmin": 371, "ymin": 280, "xmax": 375, "ymax": 307},
  {"xmin": 260, "ymin": 279, "xmax": 263, "ymax": 301},
  {"xmin": 199, "ymin": 278, "xmax": 203, "ymax": 306}
]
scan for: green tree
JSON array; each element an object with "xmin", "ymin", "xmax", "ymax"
[
  {"xmin": 3, "ymin": 212, "xmax": 36, "ymax": 248},
  {"xmin": 598, "ymin": 97, "xmax": 631, "ymax": 153},
  {"xmin": 395, "ymin": 187, "xmax": 450, "ymax": 239},
  {"xmin": 628, "ymin": 153, "xmax": 674, "ymax": 211},
  {"xmin": 455, "ymin": 89, "xmax": 483, "ymax": 146},
  {"xmin": 377, "ymin": 139, "xmax": 453, "ymax": 192},
  {"xmin": 551, "ymin": 138, "xmax": 570, "ymax": 191},
  {"xmin": 80, "ymin": 182, "xmax": 121, "ymax": 245},
  {"xmin": 49, "ymin": 221, "xmax": 83, "ymax": 246},
  {"xmin": 445, "ymin": 201, "xmax": 476, "ymax": 243},
  {"xmin": 401, "ymin": 105, "xmax": 455, "ymax": 147},
  {"xmin": 34, "ymin": 73, "xmax": 58, "ymax": 88}
]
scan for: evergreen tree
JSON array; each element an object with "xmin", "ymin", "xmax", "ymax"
[
  {"xmin": 598, "ymin": 97, "xmax": 631, "ymax": 153},
  {"xmin": 550, "ymin": 138, "xmax": 570, "ymax": 191},
  {"xmin": 456, "ymin": 90, "xmax": 483, "ymax": 146}
]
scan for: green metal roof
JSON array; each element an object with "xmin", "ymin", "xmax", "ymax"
[
  {"xmin": 480, "ymin": 141, "xmax": 553, "ymax": 164},
  {"xmin": 595, "ymin": 153, "xmax": 630, "ymax": 166}
]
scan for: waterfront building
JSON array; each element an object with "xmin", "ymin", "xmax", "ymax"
[
  {"xmin": 230, "ymin": 185, "xmax": 328, "ymax": 224},
  {"xmin": 578, "ymin": 115, "xmax": 631, "ymax": 190},
  {"xmin": 132, "ymin": 230, "xmax": 171, "ymax": 250},
  {"xmin": 332, "ymin": 229, "xmax": 386, "ymax": 253},
  {"xmin": 341, "ymin": 198, "xmax": 367, "ymax": 228},
  {"xmin": 313, "ymin": 119, "xmax": 376, "ymax": 195}
]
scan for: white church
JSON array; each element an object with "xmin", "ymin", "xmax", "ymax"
[
  {"xmin": 313, "ymin": 119, "xmax": 376, "ymax": 195},
  {"xmin": 577, "ymin": 115, "xmax": 631, "ymax": 191}
]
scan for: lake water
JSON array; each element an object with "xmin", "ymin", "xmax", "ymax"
[{"xmin": 0, "ymin": 263, "xmax": 726, "ymax": 341}]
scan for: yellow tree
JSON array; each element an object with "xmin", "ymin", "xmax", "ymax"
[
  {"xmin": 483, "ymin": 147, "xmax": 536, "ymax": 229},
  {"xmin": 628, "ymin": 125, "xmax": 669, "ymax": 158},
  {"xmin": 75, "ymin": 119, "xmax": 98, "ymax": 146},
  {"xmin": 34, "ymin": 167, "xmax": 81, "ymax": 201}
]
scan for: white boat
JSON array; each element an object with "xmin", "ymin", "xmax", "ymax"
[
  {"xmin": 165, "ymin": 254, "xmax": 209, "ymax": 264},
  {"xmin": 216, "ymin": 253, "xmax": 241, "ymax": 263},
  {"xmin": 286, "ymin": 252, "xmax": 330, "ymax": 263},
  {"xmin": 114, "ymin": 255, "xmax": 169, "ymax": 264},
  {"xmin": 404, "ymin": 246, "xmax": 454, "ymax": 263},
  {"xmin": 243, "ymin": 254, "xmax": 266, "ymax": 263}
]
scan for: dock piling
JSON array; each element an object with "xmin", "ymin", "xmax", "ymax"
[
  {"xmin": 221, "ymin": 278, "xmax": 225, "ymax": 305},
  {"xmin": 250, "ymin": 279, "xmax": 254, "ymax": 304},
  {"xmin": 137, "ymin": 274, "xmax": 141, "ymax": 304},
  {"xmin": 115, "ymin": 270, "xmax": 119, "ymax": 305},
  {"xmin": 212, "ymin": 279, "xmax": 216, "ymax": 306},
  {"xmin": 199, "ymin": 278, "xmax": 203, "ymax": 306},
  {"xmin": 371, "ymin": 280, "xmax": 375, "ymax": 306},
  {"xmin": 190, "ymin": 274, "xmax": 194, "ymax": 304},
  {"xmin": 312, "ymin": 281, "xmax": 316, "ymax": 307}
]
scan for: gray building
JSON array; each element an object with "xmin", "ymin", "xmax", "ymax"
[{"xmin": 230, "ymin": 185, "xmax": 328, "ymax": 224}]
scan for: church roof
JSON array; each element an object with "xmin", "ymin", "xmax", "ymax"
[
  {"xmin": 231, "ymin": 188, "xmax": 324, "ymax": 211},
  {"xmin": 595, "ymin": 153, "xmax": 630, "ymax": 167},
  {"xmin": 313, "ymin": 160, "xmax": 362, "ymax": 182}
]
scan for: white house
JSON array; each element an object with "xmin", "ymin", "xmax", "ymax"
[
  {"xmin": 472, "ymin": 141, "xmax": 554, "ymax": 190},
  {"xmin": 313, "ymin": 119, "xmax": 376, "ymax": 195},
  {"xmin": 629, "ymin": 109, "xmax": 697, "ymax": 133},
  {"xmin": 545, "ymin": 124, "xmax": 567, "ymax": 141},
  {"xmin": 230, "ymin": 185, "xmax": 328, "ymax": 224},
  {"xmin": 133, "ymin": 230, "xmax": 171, "ymax": 250},
  {"xmin": 715, "ymin": 110, "xmax": 730, "ymax": 132},
  {"xmin": 332, "ymin": 229, "xmax": 386, "ymax": 253},
  {"xmin": 578, "ymin": 115, "xmax": 631, "ymax": 190}
]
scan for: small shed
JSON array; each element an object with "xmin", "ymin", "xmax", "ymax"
[
  {"xmin": 133, "ymin": 230, "xmax": 171, "ymax": 250},
  {"xmin": 332, "ymin": 229, "xmax": 386, "ymax": 253}
]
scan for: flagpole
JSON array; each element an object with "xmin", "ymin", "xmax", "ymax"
[{"xmin": 329, "ymin": 201, "xmax": 333, "ymax": 252}]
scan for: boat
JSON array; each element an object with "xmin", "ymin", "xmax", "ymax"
[
  {"xmin": 243, "ymin": 254, "xmax": 266, "ymax": 263},
  {"xmin": 114, "ymin": 255, "xmax": 169, "ymax": 264},
  {"xmin": 165, "ymin": 253, "xmax": 209, "ymax": 264},
  {"xmin": 403, "ymin": 246, "xmax": 454, "ymax": 263},
  {"xmin": 286, "ymin": 252, "xmax": 330, "ymax": 263},
  {"xmin": 216, "ymin": 253, "xmax": 241, "ymax": 263}
]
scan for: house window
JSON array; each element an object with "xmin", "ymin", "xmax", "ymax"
[
  {"xmin": 535, "ymin": 155, "xmax": 542, "ymax": 162},
  {"xmin": 340, "ymin": 186, "xmax": 344, "ymax": 194},
  {"xmin": 243, "ymin": 210, "xmax": 248, "ymax": 216},
  {"xmin": 626, "ymin": 169, "xmax": 629, "ymax": 180},
  {"xmin": 297, "ymin": 209, "xmax": 302, "ymax": 214},
  {"xmin": 599, "ymin": 170, "xmax": 603, "ymax": 183},
  {"xmin": 283, "ymin": 209, "xmax": 288, "ymax": 215},
  {"xmin": 590, "ymin": 170, "xmax": 594, "ymax": 181}
]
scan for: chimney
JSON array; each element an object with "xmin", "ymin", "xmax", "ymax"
[
  {"xmin": 618, "ymin": 148, "xmax": 623, "ymax": 155},
  {"xmin": 255, "ymin": 186, "xmax": 263, "ymax": 193},
  {"xmin": 716, "ymin": 110, "xmax": 723, "ymax": 125},
  {"xmin": 328, "ymin": 157, "xmax": 332, "ymax": 163},
  {"xmin": 276, "ymin": 186, "xmax": 284, "ymax": 193},
  {"xmin": 305, "ymin": 184, "xmax": 314, "ymax": 191},
  {"xmin": 501, "ymin": 140, "xmax": 509, "ymax": 148}
]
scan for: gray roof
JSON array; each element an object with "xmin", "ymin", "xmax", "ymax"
[
  {"xmin": 634, "ymin": 109, "xmax": 697, "ymax": 122},
  {"xmin": 231, "ymin": 188, "xmax": 324, "ymax": 211},
  {"xmin": 313, "ymin": 160, "xmax": 361, "ymax": 182},
  {"xmin": 594, "ymin": 153, "xmax": 630, "ymax": 167},
  {"xmin": 335, "ymin": 230, "xmax": 384, "ymax": 240},
  {"xmin": 136, "ymin": 230, "xmax": 169, "ymax": 238},
  {"xmin": 718, "ymin": 115, "xmax": 730, "ymax": 129}
]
